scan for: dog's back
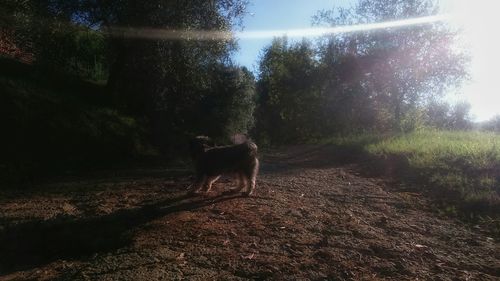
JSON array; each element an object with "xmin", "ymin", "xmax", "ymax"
[{"xmin": 199, "ymin": 141, "xmax": 257, "ymax": 175}]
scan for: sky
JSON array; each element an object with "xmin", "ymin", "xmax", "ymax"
[
  {"xmin": 232, "ymin": 0, "xmax": 500, "ymax": 121},
  {"xmin": 440, "ymin": 0, "xmax": 500, "ymax": 121},
  {"xmin": 233, "ymin": 0, "xmax": 351, "ymax": 72}
]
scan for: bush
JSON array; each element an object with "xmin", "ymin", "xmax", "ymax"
[{"xmin": 0, "ymin": 68, "xmax": 149, "ymax": 184}]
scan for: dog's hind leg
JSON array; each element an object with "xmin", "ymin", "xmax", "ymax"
[
  {"xmin": 230, "ymin": 173, "xmax": 247, "ymax": 193},
  {"xmin": 244, "ymin": 159, "xmax": 259, "ymax": 196},
  {"xmin": 189, "ymin": 175, "xmax": 207, "ymax": 195},
  {"xmin": 203, "ymin": 175, "xmax": 220, "ymax": 193}
]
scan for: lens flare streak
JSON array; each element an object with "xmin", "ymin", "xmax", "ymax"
[{"xmin": 108, "ymin": 14, "xmax": 450, "ymax": 41}]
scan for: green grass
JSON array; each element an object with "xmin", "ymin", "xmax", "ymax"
[
  {"xmin": 365, "ymin": 130, "xmax": 500, "ymax": 214},
  {"xmin": 367, "ymin": 130, "xmax": 500, "ymax": 171},
  {"xmin": 325, "ymin": 130, "xmax": 500, "ymax": 219}
]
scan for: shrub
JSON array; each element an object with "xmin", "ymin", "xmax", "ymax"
[{"xmin": 0, "ymin": 71, "xmax": 149, "ymax": 184}]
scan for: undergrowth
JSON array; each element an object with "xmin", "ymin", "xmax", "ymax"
[
  {"xmin": 0, "ymin": 59, "xmax": 154, "ymax": 185},
  {"xmin": 326, "ymin": 130, "xmax": 500, "ymax": 232}
]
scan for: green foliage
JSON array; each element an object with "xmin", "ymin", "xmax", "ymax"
[
  {"xmin": 200, "ymin": 66, "xmax": 256, "ymax": 140},
  {"xmin": 256, "ymin": 38, "xmax": 323, "ymax": 144},
  {"xmin": 399, "ymin": 107, "xmax": 426, "ymax": 133},
  {"xmin": 35, "ymin": 27, "xmax": 109, "ymax": 81},
  {"xmin": 0, "ymin": 0, "xmax": 110, "ymax": 81}
]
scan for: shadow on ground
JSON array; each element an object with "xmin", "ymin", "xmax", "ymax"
[
  {"xmin": 261, "ymin": 144, "xmax": 364, "ymax": 174},
  {"xmin": 0, "ymin": 191, "xmax": 245, "ymax": 274}
]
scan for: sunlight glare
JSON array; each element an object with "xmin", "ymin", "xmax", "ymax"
[{"xmin": 443, "ymin": 0, "xmax": 500, "ymax": 121}]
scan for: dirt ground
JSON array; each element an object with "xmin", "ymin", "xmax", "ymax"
[{"xmin": 0, "ymin": 145, "xmax": 499, "ymax": 280}]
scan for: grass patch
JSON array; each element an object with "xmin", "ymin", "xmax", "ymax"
[
  {"xmin": 367, "ymin": 130, "xmax": 500, "ymax": 171},
  {"xmin": 325, "ymin": 130, "xmax": 500, "ymax": 227},
  {"xmin": 366, "ymin": 130, "xmax": 500, "ymax": 209}
]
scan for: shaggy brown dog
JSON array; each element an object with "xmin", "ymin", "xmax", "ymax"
[{"xmin": 189, "ymin": 136, "xmax": 259, "ymax": 196}]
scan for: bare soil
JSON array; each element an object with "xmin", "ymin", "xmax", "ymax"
[{"xmin": 0, "ymin": 145, "xmax": 499, "ymax": 280}]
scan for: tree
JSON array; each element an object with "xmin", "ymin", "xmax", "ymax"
[
  {"xmin": 198, "ymin": 66, "xmax": 256, "ymax": 141},
  {"xmin": 93, "ymin": 0, "xmax": 249, "ymax": 151},
  {"xmin": 425, "ymin": 99, "xmax": 452, "ymax": 128},
  {"xmin": 256, "ymin": 37, "xmax": 323, "ymax": 144},
  {"xmin": 316, "ymin": 49, "xmax": 384, "ymax": 133},
  {"xmin": 423, "ymin": 99, "xmax": 472, "ymax": 130},
  {"xmin": 2, "ymin": 0, "xmax": 253, "ymax": 154},
  {"xmin": 314, "ymin": 0, "xmax": 469, "ymax": 130},
  {"xmin": 0, "ymin": 0, "xmax": 110, "ymax": 79},
  {"xmin": 448, "ymin": 102, "xmax": 472, "ymax": 130},
  {"xmin": 482, "ymin": 115, "xmax": 500, "ymax": 132}
]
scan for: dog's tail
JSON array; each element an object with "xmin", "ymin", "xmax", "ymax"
[
  {"xmin": 246, "ymin": 141, "xmax": 258, "ymax": 157},
  {"xmin": 231, "ymin": 133, "xmax": 248, "ymax": 145}
]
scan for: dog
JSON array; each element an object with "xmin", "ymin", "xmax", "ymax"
[{"xmin": 189, "ymin": 135, "xmax": 259, "ymax": 196}]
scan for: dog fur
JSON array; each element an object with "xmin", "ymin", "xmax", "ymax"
[{"xmin": 189, "ymin": 136, "xmax": 259, "ymax": 196}]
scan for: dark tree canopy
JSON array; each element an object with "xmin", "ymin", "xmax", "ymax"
[{"xmin": 0, "ymin": 0, "xmax": 256, "ymax": 182}]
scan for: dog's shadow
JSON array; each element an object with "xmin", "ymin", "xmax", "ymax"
[{"xmin": 0, "ymin": 191, "xmax": 245, "ymax": 275}]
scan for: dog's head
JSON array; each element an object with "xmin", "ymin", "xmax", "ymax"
[{"xmin": 189, "ymin": 136, "xmax": 214, "ymax": 160}]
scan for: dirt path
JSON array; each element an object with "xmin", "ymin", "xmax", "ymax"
[{"xmin": 1, "ymin": 146, "xmax": 499, "ymax": 280}]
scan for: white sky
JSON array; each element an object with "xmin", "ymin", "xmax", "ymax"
[{"xmin": 440, "ymin": 0, "xmax": 500, "ymax": 121}]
